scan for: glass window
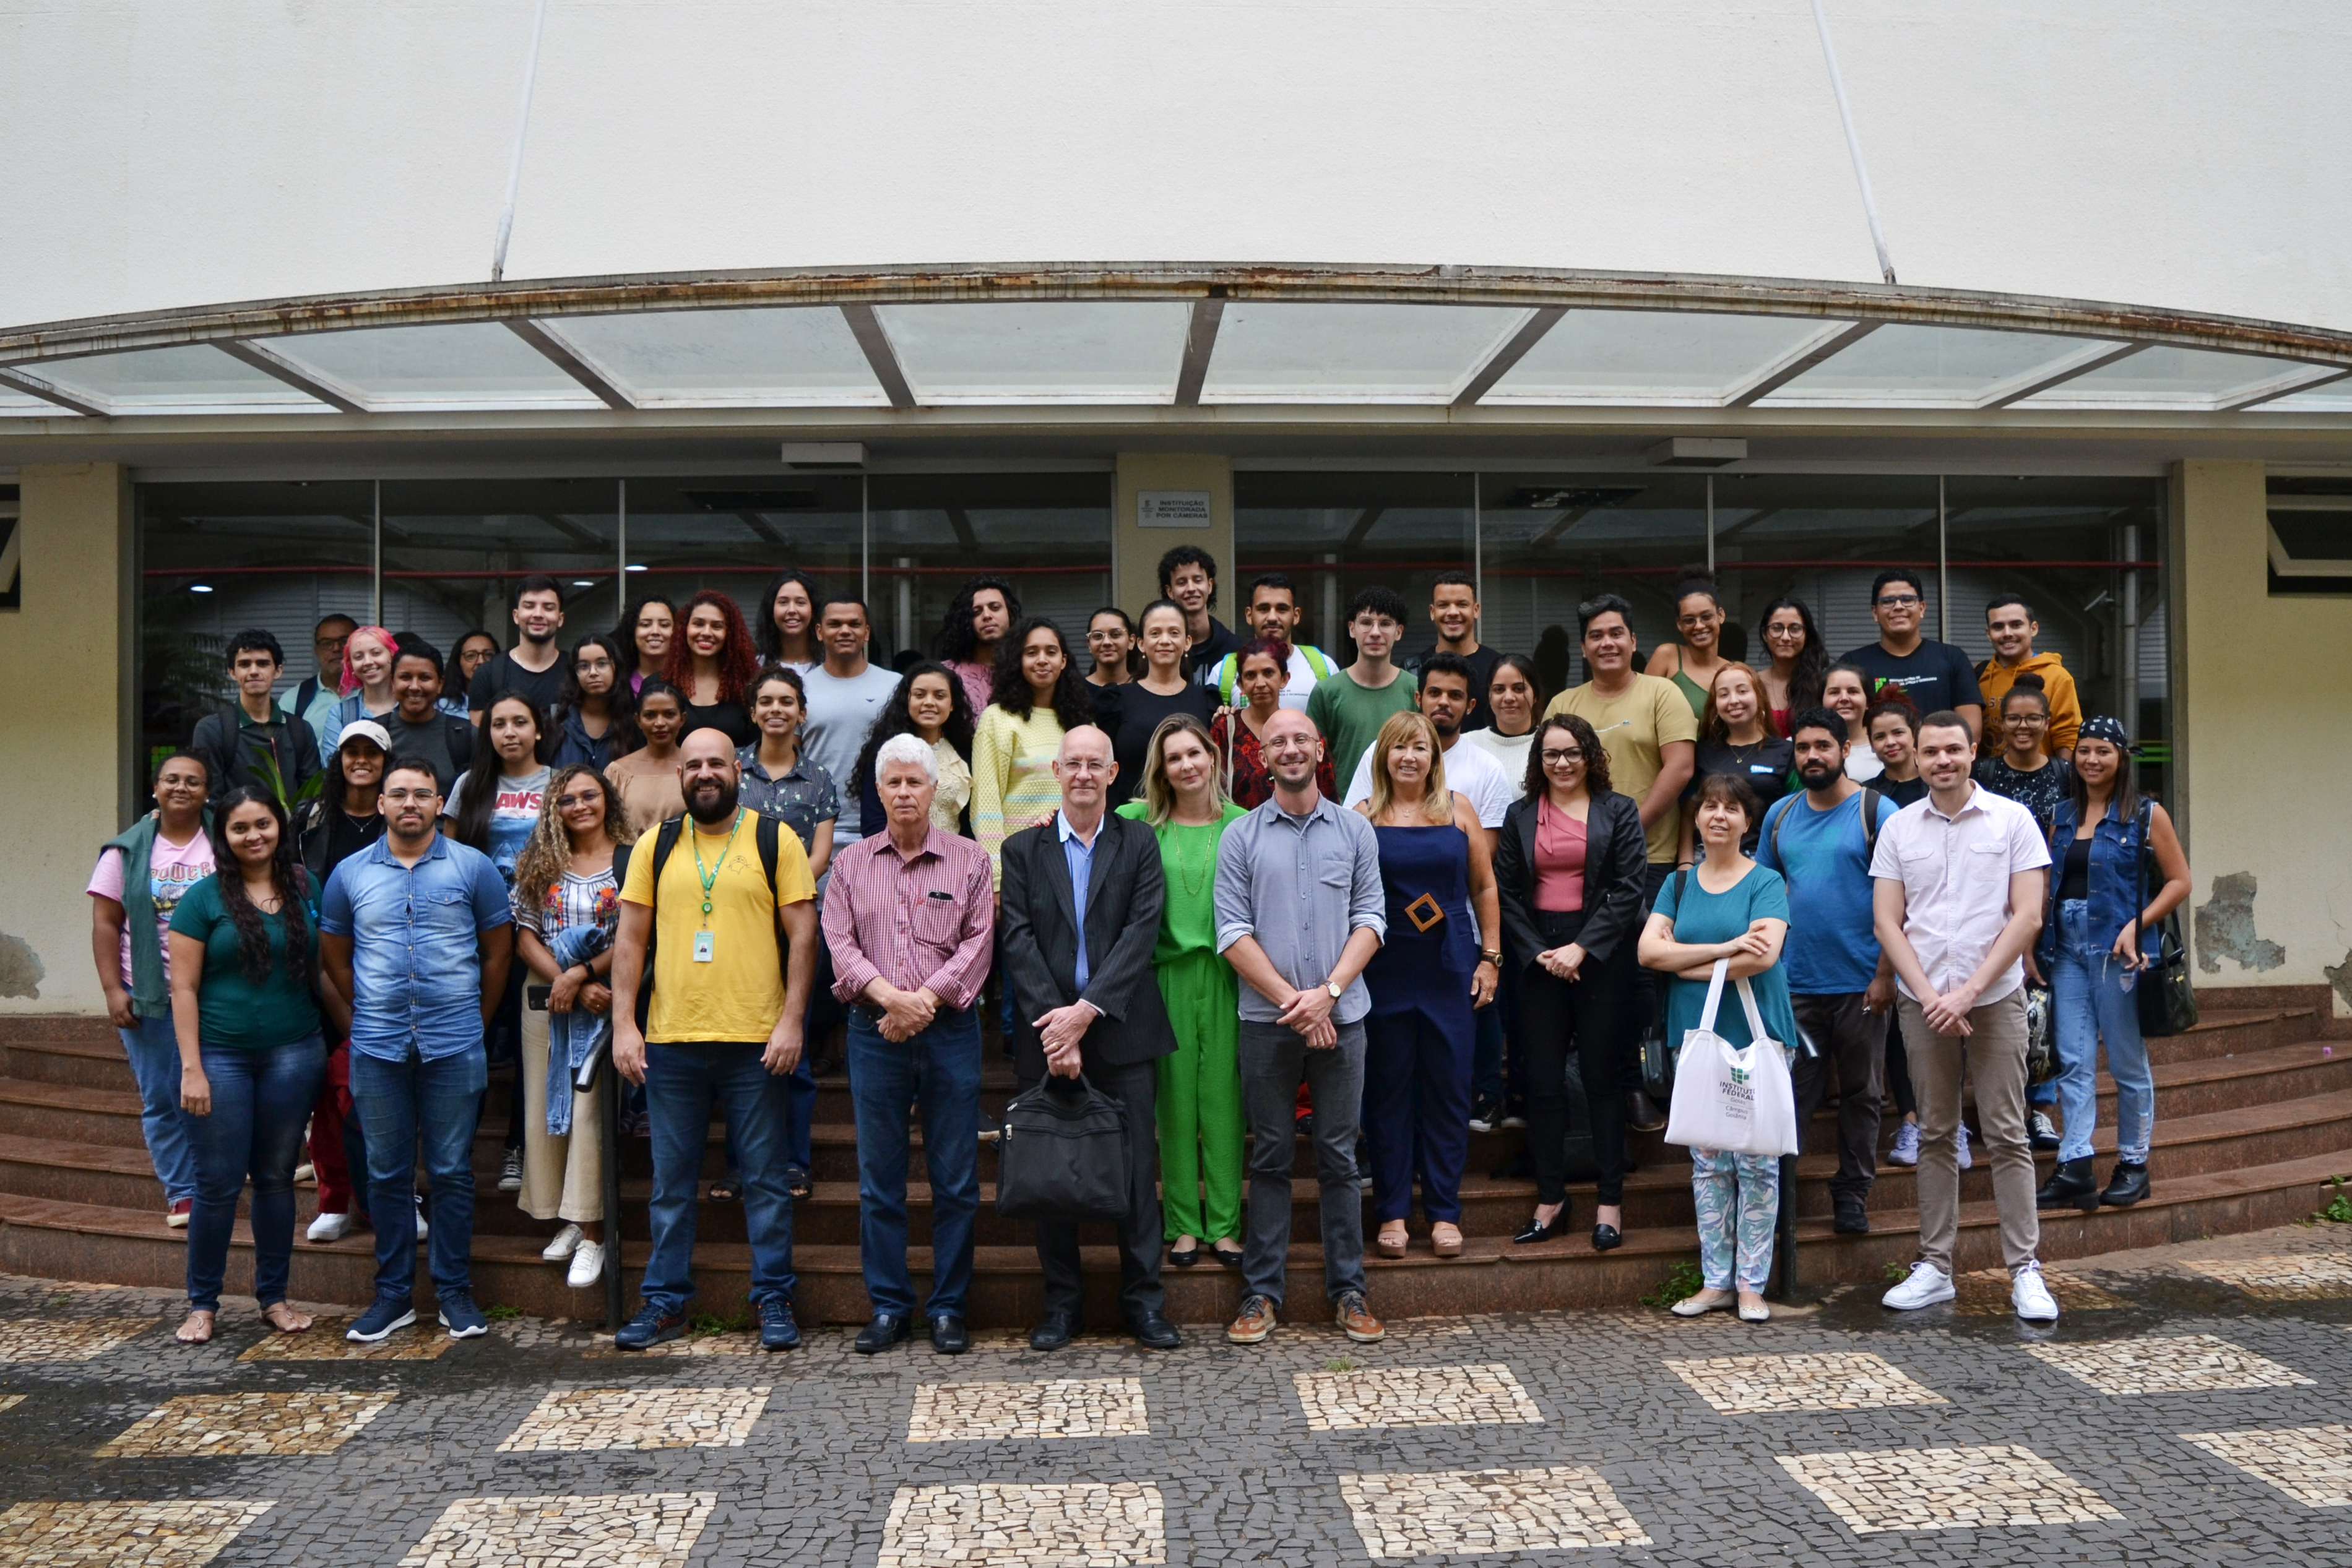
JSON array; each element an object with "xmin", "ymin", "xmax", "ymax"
[
  {"xmin": 1763, "ymin": 325, "xmax": 2117, "ymax": 405},
  {"xmin": 542, "ymin": 308, "xmax": 888, "ymax": 406},
  {"xmin": 268, "ymin": 324, "xmax": 602, "ymax": 410},
  {"xmin": 1484, "ymin": 311, "xmax": 1832, "ymax": 404},
  {"xmin": 2017, "ymin": 347, "xmax": 2313, "ymax": 408},
  {"xmin": 1477, "ymin": 474, "xmax": 1712, "ymax": 689},
  {"xmin": 619, "ymin": 476, "xmax": 865, "ymax": 668},
  {"xmin": 867, "ymin": 473, "xmax": 1113, "ymax": 667},
  {"xmin": 1234, "ymin": 472, "xmax": 1476, "ymax": 663},
  {"xmin": 874, "ymin": 304, "xmax": 1189, "ymax": 404},
  {"xmin": 1204, "ymin": 304, "xmax": 1531, "ymax": 402},
  {"xmin": 38, "ymin": 347, "xmax": 327, "ymax": 413}
]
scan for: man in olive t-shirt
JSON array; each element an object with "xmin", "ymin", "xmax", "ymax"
[{"xmin": 1540, "ymin": 595, "xmax": 1698, "ymax": 879}]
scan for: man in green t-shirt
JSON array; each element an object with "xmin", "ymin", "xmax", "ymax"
[{"xmin": 1305, "ymin": 587, "xmax": 1419, "ymax": 786}]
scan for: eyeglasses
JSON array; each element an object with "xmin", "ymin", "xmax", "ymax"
[
  {"xmin": 555, "ymin": 792, "xmax": 602, "ymax": 810},
  {"xmin": 382, "ymin": 788, "xmax": 436, "ymax": 803},
  {"xmin": 1541, "ymin": 747, "xmax": 1586, "ymax": 764},
  {"xmin": 1875, "ymin": 593, "xmax": 1922, "ymax": 607}
]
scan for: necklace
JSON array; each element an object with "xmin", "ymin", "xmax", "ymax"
[
  {"xmin": 1172, "ymin": 820, "xmax": 1216, "ymax": 898},
  {"xmin": 690, "ymin": 808, "xmax": 745, "ymax": 921}
]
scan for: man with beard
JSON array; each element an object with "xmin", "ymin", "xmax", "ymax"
[
  {"xmin": 1756, "ymin": 709, "xmax": 1896, "ymax": 1238},
  {"xmin": 465, "ymin": 576, "xmax": 569, "ymax": 725},
  {"xmin": 321, "ymin": 758, "xmax": 514, "ymax": 1342},
  {"xmin": 609, "ymin": 729, "xmax": 818, "ymax": 1351}
]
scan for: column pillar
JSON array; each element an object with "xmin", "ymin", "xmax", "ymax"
[
  {"xmin": 0, "ymin": 463, "xmax": 134, "ymax": 1013},
  {"xmin": 1112, "ymin": 453, "xmax": 1234, "ymax": 621}
]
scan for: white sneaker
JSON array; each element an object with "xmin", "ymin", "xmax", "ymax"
[
  {"xmin": 2012, "ymin": 1262, "xmax": 2060, "ymax": 1322},
  {"xmin": 1956, "ymin": 1124, "xmax": 1974, "ymax": 1171},
  {"xmin": 542, "ymin": 1222, "xmax": 583, "ymax": 1262},
  {"xmin": 414, "ymin": 1197, "xmax": 430, "ymax": 1241},
  {"xmin": 1882, "ymin": 1260, "xmax": 1956, "ymax": 1311},
  {"xmin": 1887, "ymin": 1121, "xmax": 1921, "ymax": 1166},
  {"xmin": 306, "ymin": 1210, "xmax": 351, "ymax": 1244},
  {"xmin": 566, "ymin": 1239, "xmax": 605, "ymax": 1289},
  {"xmin": 293, "ymin": 1163, "xmax": 316, "ymax": 1187}
]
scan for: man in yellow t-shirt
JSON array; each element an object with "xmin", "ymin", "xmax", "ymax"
[{"xmin": 610, "ymin": 729, "xmax": 817, "ymax": 1351}]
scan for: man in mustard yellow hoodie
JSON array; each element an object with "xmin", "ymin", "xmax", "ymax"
[{"xmin": 1977, "ymin": 597, "xmax": 2081, "ymax": 760}]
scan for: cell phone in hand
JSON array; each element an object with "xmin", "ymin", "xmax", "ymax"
[{"xmin": 526, "ymin": 984, "xmax": 551, "ymax": 1011}]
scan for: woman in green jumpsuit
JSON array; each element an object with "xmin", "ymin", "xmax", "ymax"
[{"xmin": 1115, "ymin": 712, "xmax": 1247, "ymax": 1269}]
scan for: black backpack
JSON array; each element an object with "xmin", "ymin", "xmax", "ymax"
[{"xmin": 623, "ymin": 812, "xmax": 791, "ymax": 1030}]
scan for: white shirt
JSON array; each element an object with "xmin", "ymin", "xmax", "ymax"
[
  {"xmin": 1459, "ymin": 726, "xmax": 1534, "ymax": 791},
  {"xmin": 800, "ymin": 662, "xmax": 902, "ymax": 838},
  {"xmin": 1868, "ymin": 783, "xmax": 2051, "ymax": 1006},
  {"xmin": 1344, "ymin": 735, "xmax": 1515, "ymax": 828},
  {"xmin": 1197, "ymin": 644, "xmax": 1330, "ymax": 712}
]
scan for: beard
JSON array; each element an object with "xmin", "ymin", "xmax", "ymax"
[
  {"xmin": 1795, "ymin": 760, "xmax": 1843, "ymax": 790},
  {"xmin": 686, "ymin": 777, "xmax": 741, "ymax": 824}
]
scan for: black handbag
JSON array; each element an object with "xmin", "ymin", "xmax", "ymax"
[
  {"xmin": 995, "ymin": 1074, "xmax": 1131, "ymax": 1221},
  {"xmin": 2133, "ymin": 801, "xmax": 2198, "ymax": 1038}
]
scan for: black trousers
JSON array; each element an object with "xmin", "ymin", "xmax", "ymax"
[
  {"xmin": 1021, "ymin": 1058, "xmax": 1165, "ymax": 1322},
  {"xmin": 1883, "ymin": 1009, "xmax": 1918, "ymax": 1118},
  {"xmin": 1515, "ymin": 911, "xmax": 1637, "ymax": 1208},
  {"xmin": 1787, "ymin": 992, "xmax": 1883, "ymax": 1204}
]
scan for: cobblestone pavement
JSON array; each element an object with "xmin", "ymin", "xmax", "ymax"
[{"xmin": 7, "ymin": 1225, "xmax": 2352, "ymax": 1565}]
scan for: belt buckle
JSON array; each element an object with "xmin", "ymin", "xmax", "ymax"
[{"xmin": 1404, "ymin": 893, "xmax": 1445, "ymax": 933}]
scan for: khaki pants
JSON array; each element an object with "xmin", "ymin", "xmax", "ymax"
[
  {"xmin": 519, "ymin": 1004, "xmax": 605, "ymax": 1225},
  {"xmin": 1898, "ymin": 988, "xmax": 2039, "ymax": 1275}
]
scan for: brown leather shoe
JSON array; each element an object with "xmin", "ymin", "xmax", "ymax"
[
  {"xmin": 1334, "ymin": 1290, "xmax": 1385, "ymax": 1343},
  {"xmin": 1227, "ymin": 1293, "xmax": 1277, "ymax": 1345}
]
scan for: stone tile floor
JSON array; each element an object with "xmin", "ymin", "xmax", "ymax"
[{"xmin": 4, "ymin": 1222, "xmax": 2352, "ymax": 1564}]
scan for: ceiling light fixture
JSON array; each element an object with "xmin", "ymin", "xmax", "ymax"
[{"xmin": 189, "ymin": 583, "xmax": 214, "ymax": 593}]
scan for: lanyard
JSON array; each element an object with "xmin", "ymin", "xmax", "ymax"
[{"xmin": 691, "ymin": 809, "xmax": 745, "ymax": 922}]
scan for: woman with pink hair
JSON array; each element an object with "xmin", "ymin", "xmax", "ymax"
[{"xmin": 315, "ymin": 624, "xmax": 400, "ymax": 765}]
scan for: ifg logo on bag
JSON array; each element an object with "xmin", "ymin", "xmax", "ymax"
[{"xmin": 1729, "ymin": 1066, "xmax": 1750, "ymax": 1086}]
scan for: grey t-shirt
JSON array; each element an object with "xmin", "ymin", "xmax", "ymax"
[{"xmin": 799, "ymin": 662, "xmax": 902, "ymax": 837}]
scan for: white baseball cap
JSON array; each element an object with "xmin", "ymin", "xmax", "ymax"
[{"xmin": 337, "ymin": 719, "xmax": 394, "ymax": 754}]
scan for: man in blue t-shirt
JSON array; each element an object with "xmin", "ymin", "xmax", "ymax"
[{"xmin": 1756, "ymin": 708, "xmax": 1896, "ymax": 1236}]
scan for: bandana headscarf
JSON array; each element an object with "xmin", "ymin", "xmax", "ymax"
[{"xmin": 2077, "ymin": 715, "xmax": 2130, "ymax": 749}]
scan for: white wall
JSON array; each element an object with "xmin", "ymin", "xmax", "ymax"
[{"xmin": 5, "ymin": 2, "xmax": 2351, "ymax": 333}]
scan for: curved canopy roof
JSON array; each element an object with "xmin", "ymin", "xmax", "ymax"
[{"xmin": 4, "ymin": 264, "xmax": 2351, "ymax": 422}]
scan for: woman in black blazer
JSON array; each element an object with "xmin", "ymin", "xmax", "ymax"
[{"xmin": 1494, "ymin": 713, "xmax": 1649, "ymax": 1252}]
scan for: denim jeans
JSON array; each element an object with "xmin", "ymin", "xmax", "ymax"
[
  {"xmin": 2052, "ymin": 898, "xmax": 2155, "ymax": 1164},
  {"xmin": 642, "ymin": 1041, "xmax": 796, "ymax": 1315},
  {"xmin": 186, "ymin": 1036, "xmax": 326, "ymax": 1312},
  {"xmin": 118, "ymin": 1015, "xmax": 197, "ymax": 1204},
  {"xmin": 351, "ymin": 1043, "xmax": 487, "ymax": 1306},
  {"xmin": 847, "ymin": 1006, "xmax": 981, "ymax": 1319}
]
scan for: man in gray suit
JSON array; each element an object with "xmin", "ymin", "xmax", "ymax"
[{"xmin": 999, "ymin": 725, "xmax": 1182, "ymax": 1352}]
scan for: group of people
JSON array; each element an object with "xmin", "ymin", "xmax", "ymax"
[{"xmin": 89, "ymin": 549, "xmax": 2189, "ymax": 1348}]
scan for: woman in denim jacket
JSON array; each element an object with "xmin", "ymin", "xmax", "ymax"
[{"xmin": 2029, "ymin": 717, "xmax": 2190, "ymax": 1212}]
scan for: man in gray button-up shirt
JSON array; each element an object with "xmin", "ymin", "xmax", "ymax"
[{"xmin": 1214, "ymin": 708, "xmax": 1386, "ymax": 1344}]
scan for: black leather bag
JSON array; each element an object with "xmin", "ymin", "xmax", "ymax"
[
  {"xmin": 995, "ymin": 1075, "xmax": 1131, "ymax": 1221},
  {"xmin": 2133, "ymin": 802, "xmax": 2198, "ymax": 1038}
]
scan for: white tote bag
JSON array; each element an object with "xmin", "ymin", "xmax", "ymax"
[{"xmin": 1662, "ymin": 959, "xmax": 1800, "ymax": 1157}]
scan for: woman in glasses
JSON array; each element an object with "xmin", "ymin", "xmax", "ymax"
[{"xmin": 1645, "ymin": 567, "xmax": 1733, "ymax": 719}]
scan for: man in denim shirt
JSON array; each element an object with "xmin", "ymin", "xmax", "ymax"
[
  {"xmin": 1213, "ymin": 708, "xmax": 1387, "ymax": 1347},
  {"xmin": 321, "ymin": 756, "xmax": 514, "ymax": 1343}
]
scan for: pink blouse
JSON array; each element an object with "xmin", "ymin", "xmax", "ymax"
[{"xmin": 1533, "ymin": 796, "xmax": 1588, "ymax": 913}]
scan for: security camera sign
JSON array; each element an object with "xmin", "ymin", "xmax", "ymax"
[{"xmin": 1137, "ymin": 491, "xmax": 1212, "ymax": 528}]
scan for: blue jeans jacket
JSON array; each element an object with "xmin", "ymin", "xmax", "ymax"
[{"xmin": 2037, "ymin": 797, "xmax": 2145, "ymax": 970}]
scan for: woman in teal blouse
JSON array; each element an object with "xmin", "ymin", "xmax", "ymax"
[
  {"xmin": 1637, "ymin": 772, "xmax": 1796, "ymax": 1324},
  {"xmin": 166, "ymin": 786, "xmax": 347, "ymax": 1345}
]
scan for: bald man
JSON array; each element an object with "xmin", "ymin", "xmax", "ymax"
[{"xmin": 999, "ymin": 725, "xmax": 1182, "ymax": 1352}]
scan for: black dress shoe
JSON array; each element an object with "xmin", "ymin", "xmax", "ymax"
[
  {"xmin": 1028, "ymin": 1311, "xmax": 1077, "ymax": 1351},
  {"xmin": 854, "ymin": 1312, "xmax": 911, "ymax": 1354},
  {"xmin": 1625, "ymin": 1091, "xmax": 1667, "ymax": 1134},
  {"xmin": 1211, "ymin": 1244, "xmax": 1245, "ymax": 1269},
  {"xmin": 1128, "ymin": 1311, "xmax": 1182, "ymax": 1350},
  {"xmin": 1590, "ymin": 1224, "xmax": 1622, "ymax": 1252},
  {"xmin": 2099, "ymin": 1160, "xmax": 2150, "ymax": 1207},
  {"xmin": 1168, "ymin": 1241, "xmax": 1200, "ymax": 1268},
  {"xmin": 2035, "ymin": 1157, "xmax": 2100, "ymax": 1213},
  {"xmin": 930, "ymin": 1314, "xmax": 969, "ymax": 1355},
  {"xmin": 1833, "ymin": 1195, "xmax": 1872, "ymax": 1234},
  {"xmin": 1513, "ymin": 1208, "xmax": 1571, "ymax": 1245}
]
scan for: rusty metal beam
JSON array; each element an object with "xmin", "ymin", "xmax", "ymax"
[
  {"xmin": 1723, "ymin": 321, "xmax": 1880, "ymax": 407},
  {"xmin": 1453, "ymin": 306, "xmax": 1566, "ymax": 407},
  {"xmin": 0, "ymin": 364, "xmax": 103, "ymax": 416},
  {"xmin": 11, "ymin": 262, "xmax": 2352, "ymax": 373},
  {"xmin": 503, "ymin": 319, "xmax": 635, "ymax": 409},
  {"xmin": 1174, "ymin": 298, "xmax": 1224, "ymax": 407},
  {"xmin": 839, "ymin": 304, "xmax": 917, "ymax": 410},
  {"xmin": 214, "ymin": 339, "xmax": 369, "ymax": 413}
]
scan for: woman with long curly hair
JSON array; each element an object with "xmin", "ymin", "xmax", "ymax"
[
  {"xmin": 663, "ymin": 589, "xmax": 759, "ymax": 746},
  {"xmin": 510, "ymin": 764, "xmax": 634, "ymax": 1288},
  {"xmin": 165, "ymin": 786, "xmax": 344, "ymax": 1345},
  {"xmin": 971, "ymin": 616, "xmax": 1093, "ymax": 886},
  {"xmin": 850, "ymin": 660, "xmax": 975, "ymax": 838},
  {"xmin": 933, "ymin": 574, "xmax": 1021, "ymax": 716}
]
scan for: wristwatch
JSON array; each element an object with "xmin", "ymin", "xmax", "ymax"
[
  {"xmin": 1325, "ymin": 979, "xmax": 1344, "ymax": 1001},
  {"xmin": 1479, "ymin": 948, "xmax": 1503, "ymax": 967}
]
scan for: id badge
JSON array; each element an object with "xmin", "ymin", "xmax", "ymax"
[{"xmin": 692, "ymin": 929, "xmax": 716, "ymax": 963}]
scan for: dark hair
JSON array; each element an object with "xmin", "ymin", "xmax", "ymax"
[
  {"xmin": 1523, "ymin": 713, "xmax": 1611, "ymax": 798},
  {"xmin": 755, "ymin": 569, "xmax": 824, "ymax": 661},
  {"xmin": 446, "ymin": 630, "xmax": 499, "ymax": 700},
  {"xmin": 322, "ymin": 731, "xmax": 383, "ymax": 815},
  {"xmin": 1085, "ymin": 606, "xmax": 1141, "ymax": 679},
  {"xmin": 153, "ymin": 749, "xmax": 209, "ymax": 786},
  {"xmin": 509, "ymin": 574, "xmax": 564, "ymax": 613},
  {"xmin": 1487, "ymin": 652, "xmax": 1546, "ymax": 713},
  {"xmin": 1864, "ymin": 696, "xmax": 1919, "ymax": 738},
  {"xmin": 1346, "ymin": 585, "xmax": 1409, "ymax": 626},
  {"xmin": 613, "ymin": 594, "xmax": 676, "ymax": 678},
  {"xmin": 314, "ymin": 612, "xmax": 358, "ymax": 635},
  {"xmin": 1575, "ymin": 592, "xmax": 1634, "ymax": 639},
  {"xmin": 1692, "ymin": 769, "xmax": 1763, "ymax": 825},
  {"xmin": 664, "ymin": 590, "xmax": 759, "ymax": 705},
  {"xmin": 1430, "ymin": 569, "xmax": 1477, "ymax": 594},
  {"xmin": 2000, "ymin": 671, "xmax": 2051, "ymax": 717},
  {"xmin": 1671, "ymin": 565, "xmax": 1723, "ymax": 611},
  {"xmin": 1234, "ymin": 635, "xmax": 1293, "ymax": 684},
  {"xmin": 817, "ymin": 593, "xmax": 872, "ymax": 626},
  {"xmin": 2065, "ymin": 727, "xmax": 2139, "ymax": 821},
  {"xmin": 383, "ymin": 753, "xmax": 442, "ymax": 791},
  {"xmin": 1823, "ymin": 660, "xmax": 1876, "ymax": 723},
  {"xmin": 1757, "ymin": 597, "xmax": 1829, "ymax": 712},
  {"xmin": 206, "ymin": 787, "xmax": 312, "ymax": 987},
  {"xmin": 1416, "ymin": 650, "xmax": 1477, "ymax": 696},
  {"xmin": 391, "ymin": 634, "xmax": 443, "ymax": 679},
  {"xmin": 632, "ymin": 678, "xmax": 686, "ymax": 741},
  {"xmin": 1156, "ymin": 545, "xmax": 1217, "ymax": 596},
  {"xmin": 452, "ymin": 696, "xmax": 550, "ymax": 853},
  {"xmin": 1246, "ymin": 572, "xmax": 1299, "ymax": 605},
  {"xmin": 1915, "ymin": 709, "xmax": 1975, "ymax": 745},
  {"xmin": 1135, "ymin": 597, "xmax": 1189, "ymax": 645},
  {"xmin": 989, "ymin": 617, "xmax": 1095, "ymax": 730},
  {"xmin": 749, "ymin": 663, "xmax": 808, "ymax": 708},
  {"xmin": 559, "ymin": 634, "xmax": 635, "ymax": 714},
  {"xmin": 1869, "ymin": 567, "xmax": 1926, "ymax": 605},
  {"xmin": 1985, "ymin": 594, "xmax": 2037, "ymax": 622},
  {"xmin": 1786, "ymin": 705, "xmax": 1848, "ymax": 747},
  {"xmin": 854, "ymin": 659, "xmax": 978, "ymax": 798},
  {"xmin": 225, "ymin": 627, "xmax": 285, "ymax": 666},
  {"xmin": 933, "ymin": 575, "xmax": 1023, "ymax": 665}
]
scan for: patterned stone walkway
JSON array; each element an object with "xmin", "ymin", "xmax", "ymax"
[{"xmin": 4, "ymin": 1224, "xmax": 2352, "ymax": 1565}]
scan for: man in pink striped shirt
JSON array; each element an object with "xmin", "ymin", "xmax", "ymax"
[{"xmin": 822, "ymin": 733, "xmax": 995, "ymax": 1356}]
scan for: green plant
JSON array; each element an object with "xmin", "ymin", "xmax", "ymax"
[
  {"xmin": 484, "ymin": 1304, "xmax": 523, "ymax": 1321},
  {"xmin": 1324, "ymin": 1356, "xmax": 1356, "ymax": 1373},
  {"xmin": 2318, "ymin": 1174, "xmax": 2352, "ymax": 1224},
  {"xmin": 1640, "ymin": 1260, "xmax": 1705, "ymax": 1309},
  {"xmin": 688, "ymin": 1309, "xmax": 749, "ymax": 1337},
  {"xmin": 1882, "ymin": 1259, "xmax": 1913, "ymax": 1283}
]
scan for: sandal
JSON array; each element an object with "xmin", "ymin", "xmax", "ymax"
[
  {"xmin": 784, "ymin": 1166, "xmax": 812, "ymax": 1203},
  {"xmin": 1430, "ymin": 1222, "xmax": 1463, "ymax": 1258},
  {"xmin": 1376, "ymin": 1223, "xmax": 1409, "ymax": 1259},
  {"xmin": 175, "ymin": 1309, "xmax": 215, "ymax": 1345},
  {"xmin": 707, "ymin": 1178, "xmax": 739, "ymax": 1204},
  {"xmin": 261, "ymin": 1301, "xmax": 315, "ymax": 1334}
]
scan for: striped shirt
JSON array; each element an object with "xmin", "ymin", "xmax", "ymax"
[
  {"xmin": 971, "ymin": 705, "xmax": 1066, "ymax": 890},
  {"xmin": 821, "ymin": 825, "xmax": 995, "ymax": 1010}
]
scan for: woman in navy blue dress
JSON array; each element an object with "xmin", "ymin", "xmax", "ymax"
[{"xmin": 1355, "ymin": 712, "xmax": 1502, "ymax": 1260}]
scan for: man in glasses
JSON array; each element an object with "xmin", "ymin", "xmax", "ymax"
[
  {"xmin": 1839, "ymin": 569, "xmax": 1984, "ymax": 744},
  {"xmin": 280, "ymin": 613, "xmax": 358, "ymax": 737}
]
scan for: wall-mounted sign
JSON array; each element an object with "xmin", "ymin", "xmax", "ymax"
[{"xmin": 1138, "ymin": 490, "xmax": 1213, "ymax": 528}]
